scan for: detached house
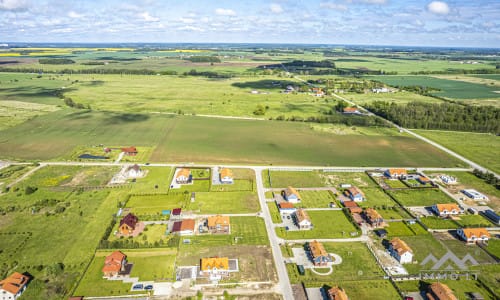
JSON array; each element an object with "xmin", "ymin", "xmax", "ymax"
[
  {"xmin": 427, "ymin": 282, "xmax": 457, "ymax": 300},
  {"xmin": 126, "ymin": 164, "xmax": 143, "ymax": 178},
  {"xmin": 119, "ymin": 213, "xmax": 138, "ymax": 236},
  {"xmin": 457, "ymin": 228, "xmax": 490, "ymax": 244},
  {"xmin": 327, "ymin": 286, "xmax": 349, "ymax": 300},
  {"xmin": 388, "ymin": 238, "xmax": 413, "ymax": 264},
  {"xmin": 219, "ymin": 168, "xmax": 234, "ymax": 184},
  {"xmin": 278, "ymin": 202, "xmax": 296, "ymax": 213},
  {"xmin": 343, "ymin": 107, "xmax": 360, "ymax": 114},
  {"xmin": 0, "ymin": 272, "xmax": 30, "ymax": 300},
  {"xmin": 207, "ymin": 215, "xmax": 230, "ymax": 234},
  {"xmin": 344, "ymin": 186, "xmax": 364, "ymax": 202},
  {"xmin": 176, "ymin": 168, "xmax": 191, "ymax": 184},
  {"xmin": 200, "ymin": 257, "xmax": 229, "ymax": 281},
  {"xmin": 284, "ymin": 186, "xmax": 301, "ymax": 203},
  {"xmin": 308, "ymin": 240, "xmax": 332, "ymax": 266},
  {"xmin": 384, "ymin": 168, "xmax": 407, "ymax": 179},
  {"xmin": 102, "ymin": 251, "xmax": 127, "ymax": 277},
  {"xmin": 295, "ymin": 209, "xmax": 312, "ymax": 230},
  {"xmin": 432, "ymin": 203, "xmax": 461, "ymax": 217},
  {"xmin": 363, "ymin": 208, "xmax": 384, "ymax": 227},
  {"xmin": 172, "ymin": 219, "xmax": 195, "ymax": 236}
]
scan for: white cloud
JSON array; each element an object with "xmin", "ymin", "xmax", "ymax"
[
  {"xmin": 427, "ymin": 1, "xmax": 450, "ymax": 15},
  {"xmin": 215, "ymin": 8, "xmax": 236, "ymax": 16},
  {"xmin": 178, "ymin": 25, "xmax": 205, "ymax": 32},
  {"xmin": 270, "ymin": 3, "xmax": 283, "ymax": 14},
  {"xmin": 50, "ymin": 27, "xmax": 73, "ymax": 33},
  {"xmin": 179, "ymin": 17, "xmax": 195, "ymax": 24},
  {"xmin": 68, "ymin": 11, "xmax": 84, "ymax": 19},
  {"xmin": 0, "ymin": 0, "xmax": 28, "ymax": 11},
  {"xmin": 139, "ymin": 12, "xmax": 159, "ymax": 22},
  {"xmin": 320, "ymin": 2, "xmax": 348, "ymax": 11}
]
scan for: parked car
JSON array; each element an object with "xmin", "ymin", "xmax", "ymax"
[
  {"xmin": 285, "ymin": 226, "xmax": 289, "ymax": 231},
  {"xmin": 144, "ymin": 284, "xmax": 154, "ymax": 290},
  {"xmin": 132, "ymin": 284, "xmax": 143, "ymax": 290}
]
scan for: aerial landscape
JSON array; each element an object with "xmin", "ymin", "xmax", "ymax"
[{"xmin": 0, "ymin": 0, "xmax": 499, "ymax": 300}]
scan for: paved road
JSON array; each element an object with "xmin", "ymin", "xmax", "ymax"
[{"xmin": 253, "ymin": 167, "xmax": 294, "ymax": 300}]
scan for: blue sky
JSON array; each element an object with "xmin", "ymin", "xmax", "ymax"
[{"xmin": 1, "ymin": 0, "xmax": 499, "ymax": 47}]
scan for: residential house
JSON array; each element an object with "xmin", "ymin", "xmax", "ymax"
[
  {"xmin": 102, "ymin": 251, "xmax": 127, "ymax": 277},
  {"xmin": 344, "ymin": 186, "xmax": 365, "ymax": 202},
  {"xmin": 278, "ymin": 202, "xmax": 296, "ymax": 213},
  {"xmin": 417, "ymin": 176, "xmax": 432, "ymax": 185},
  {"xmin": 219, "ymin": 168, "xmax": 234, "ymax": 184},
  {"xmin": 126, "ymin": 164, "xmax": 143, "ymax": 178},
  {"xmin": 284, "ymin": 186, "xmax": 301, "ymax": 203},
  {"xmin": 461, "ymin": 189, "xmax": 488, "ymax": 201},
  {"xmin": 311, "ymin": 87, "xmax": 325, "ymax": 97},
  {"xmin": 121, "ymin": 146, "xmax": 138, "ymax": 156},
  {"xmin": 327, "ymin": 286, "xmax": 349, "ymax": 300},
  {"xmin": 482, "ymin": 209, "xmax": 500, "ymax": 225},
  {"xmin": 176, "ymin": 168, "xmax": 191, "ymax": 184},
  {"xmin": 388, "ymin": 238, "xmax": 413, "ymax": 264},
  {"xmin": 363, "ymin": 208, "xmax": 384, "ymax": 227},
  {"xmin": 119, "ymin": 213, "xmax": 138, "ymax": 236},
  {"xmin": 440, "ymin": 175, "xmax": 457, "ymax": 184},
  {"xmin": 308, "ymin": 240, "xmax": 332, "ymax": 266},
  {"xmin": 457, "ymin": 228, "xmax": 490, "ymax": 244},
  {"xmin": 0, "ymin": 272, "xmax": 30, "ymax": 300},
  {"xmin": 426, "ymin": 282, "xmax": 457, "ymax": 300},
  {"xmin": 200, "ymin": 257, "xmax": 229, "ymax": 281},
  {"xmin": 384, "ymin": 168, "xmax": 407, "ymax": 179},
  {"xmin": 343, "ymin": 201, "xmax": 362, "ymax": 214},
  {"xmin": 295, "ymin": 209, "xmax": 312, "ymax": 230},
  {"xmin": 207, "ymin": 215, "xmax": 230, "ymax": 234},
  {"xmin": 343, "ymin": 107, "xmax": 360, "ymax": 114},
  {"xmin": 432, "ymin": 203, "xmax": 462, "ymax": 218},
  {"xmin": 172, "ymin": 219, "xmax": 195, "ymax": 236}
]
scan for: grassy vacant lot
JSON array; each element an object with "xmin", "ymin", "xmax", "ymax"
[
  {"xmin": 268, "ymin": 202, "xmax": 282, "ymax": 223},
  {"xmin": 359, "ymin": 187, "xmax": 397, "ymax": 208},
  {"xmin": 130, "ymin": 167, "xmax": 173, "ymax": 194},
  {"xmin": 388, "ymin": 188, "xmax": 454, "ymax": 207},
  {"xmin": 485, "ymin": 239, "xmax": 500, "ymax": 259},
  {"xmin": 368, "ymin": 75, "xmax": 500, "ymax": 101},
  {"xmin": 420, "ymin": 216, "xmax": 459, "ymax": 229},
  {"xmin": 321, "ymin": 172, "xmax": 378, "ymax": 188},
  {"xmin": 296, "ymin": 190, "xmax": 336, "ymax": 208},
  {"xmin": 455, "ymin": 214, "xmax": 495, "ymax": 227},
  {"xmin": 396, "ymin": 279, "xmax": 496, "ymax": 300},
  {"xmin": 126, "ymin": 194, "xmax": 187, "ymax": 215},
  {"xmin": 0, "ymin": 100, "xmax": 59, "ymax": 130},
  {"xmin": 264, "ymin": 170, "xmax": 326, "ymax": 188},
  {"xmin": 344, "ymin": 90, "xmax": 443, "ymax": 105},
  {"xmin": 276, "ymin": 211, "xmax": 359, "ymax": 239},
  {"xmin": 186, "ymin": 191, "xmax": 260, "ymax": 213},
  {"xmin": 384, "ymin": 221, "xmax": 428, "ymax": 237},
  {"xmin": 399, "ymin": 235, "xmax": 448, "ymax": 274},
  {"xmin": 440, "ymin": 238, "xmax": 496, "ymax": 265},
  {"xmin": 415, "ymin": 130, "xmax": 500, "ymax": 174}
]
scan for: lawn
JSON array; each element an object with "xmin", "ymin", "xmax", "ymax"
[
  {"xmin": 396, "ymin": 279, "xmax": 497, "ymax": 300},
  {"xmin": 383, "ymin": 179, "xmax": 407, "ymax": 189},
  {"xmin": 384, "ymin": 221, "xmax": 428, "ymax": 237},
  {"xmin": 400, "ymin": 235, "xmax": 448, "ymax": 274},
  {"xmin": 321, "ymin": 172, "xmax": 378, "ymax": 188},
  {"xmin": 296, "ymin": 190, "xmax": 336, "ymax": 208},
  {"xmin": 414, "ymin": 130, "xmax": 500, "ymax": 174},
  {"xmin": 210, "ymin": 179, "xmax": 254, "ymax": 192},
  {"xmin": 130, "ymin": 167, "xmax": 173, "ymax": 194},
  {"xmin": 264, "ymin": 170, "xmax": 326, "ymax": 188},
  {"xmin": 358, "ymin": 187, "xmax": 397, "ymax": 208},
  {"xmin": 440, "ymin": 239, "xmax": 497, "ymax": 265},
  {"xmin": 485, "ymin": 239, "xmax": 500, "ymax": 259},
  {"xmin": 419, "ymin": 216, "xmax": 460, "ymax": 229},
  {"xmin": 276, "ymin": 210, "xmax": 359, "ymax": 239},
  {"xmin": 186, "ymin": 191, "xmax": 260, "ymax": 213},
  {"xmin": 376, "ymin": 206, "xmax": 410, "ymax": 219},
  {"xmin": 388, "ymin": 188, "xmax": 455, "ymax": 207},
  {"xmin": 107, "ymin": 224, "xmax": 174, "ymax": 246},
  {"xmin": 267, "ymin": 202, "xmax": 282, "ymax": 223},
  {"xmin": 126, "ymin": 194, "xmax": 188, "ymax": 215},
  {"xmin": 455, "ymin": 214, "xmax": 495, "ymax": 227}
]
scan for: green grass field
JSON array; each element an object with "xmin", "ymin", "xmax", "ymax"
[
  {"xmin": 419, "ymin": 216, "xmax": 460, "ymax": 229},
  {"xmin": 276, "ymin": 210, "xmax": 359, "ymax": 239},
  {"xmin": 296, "ymin": 190, "xmax": 336, "ymax": 208},
  {"xmin": 267, "ymin": 202, "xmax": 282, "ymax": 223},
  {"xmin": 344, "ymin": 90, "xmax": 443, "ymax": 105},
  {"xmin": 455, "ymin": 214, "xmax": 495, "ymax": 227},
  {"xmin": 396, "ymin": 279, "xmax": 496, "ymax": 300},
  {"xmin": 388, "ymin": 188, "xmax": 455, "ymax": 207},
  {"xmin": 415, "ymin": 130, "xmax": 500, "ymax": 174},
  {"xmin": 186, "ymin": 191, "xmax": 260, "ymax": 213},
  {"xmin": 264, "ymin": 170, "xmax": 326, "ymax": 188},
  {"xmin": 384, "ymin": 221, "xmax": 428, "ymax": 237},
  {"xmin": 400, "ymin": 235, "xmax": 448, "ymax": 274}
]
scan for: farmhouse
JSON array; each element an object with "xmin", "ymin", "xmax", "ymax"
[
  {"xmin": 461, "ymin": 189, "xmax": 488, "ymax": 201},
  {"xmin": 219, "ymin": 168, "xmax": 234, "ymax": 184},
  {"xmin": 308, "ymin": 240, "xmax": 332, "ymax": 266},
  {"xmin": 284, "ymin": 186, "xmax": 301, "ymax": 203},
  {"xmin": 384, "ymin": 168, "xmax": 407, "ymax": 179},
  {"xmin": 432, "ymin": 203, "xmax": 461, "ymax": 217},
  {"xmin": 119, "ymin": 213, "xmax": 138, "ymax": 236},
  {"xmin": 457, "ymin": 228, "xmax": 490, "ymax": 244},
  {"xmin": 363, "ymin": 208, "xmax": 384, "ymax": 227},
  {"xmin": 200, "ymin": 257, "xmax": 229, "ymax": 281},
  {"xmin": 440, "ymin": 175, "xmax": 457, "ymax": 184},
  {"xmin": 172, "ymin": 219, "xmax": 195, "ymax": 236},
  {"xmin": 343, "ymin": 107, "xmax": 360, "ymax": 114},
  {"xmin": 278, "ymin": 202, "xmax": 296, "ymax": 213},
  {"xmin": 426, "ymin": 282, "xmax": 457, "ymax": 300},
  {"xmin": 125, "ymin": 164, "xmax": 143, "ymax": 178},
  {"xmin": 0, "ymin": 272, "xmax": 30, "ymax": 300},
  {"xmin": 207, "ymin": 215, "xmax": 230, "ymax": 234},
  {"xmin": 327, "ymin": 286, "xmax": 349, "ymax": 300},
  {"xmin": 343, "ymin": 201, "xmax": 362, "ymax": 214},
  {"xmin": 388, "ymin": 238, "xmax": 413, "ymax": 264},
  {"xmin": 295, "ymin": 209, "xmax": 312, "ymax": 230},
  {"xmin": 176, "ymin": 168, "xmax": 191, "ymax": 184},
  {"xmin": 344, "ymin": 186, "xmax": 365, "ymax": 202},
  {"xmin": 121, "ymin": 146, "xmax": 138, "ymax": 156},
  {"xmin": 102, "ymin": 251, "xmax": 127, "ymax": 277}
]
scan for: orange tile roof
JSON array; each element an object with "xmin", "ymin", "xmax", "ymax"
[
  {"xmin": 343, "ymin": 201, "xmax": 359, "ymax": 208},
  {"xmin": 309, "ymin": 240, "xmax": 328, "ymax": 259},
  {"xmin": 207, "ymin": 215, "xmax": 230, "ymax": 227},
  {"xmin": 461, "ymin": 228, "xmax": 490, "ymax": 240},
  {"xmin": 121, "ymin": 146, "xmax": 137, "ymax": 153},
  {"xmin": 365, "ymin": 208, "xmax": 382, "ymax": 220},
  {"xmin": 279, "ymin": 202, "xmax": 295, "ymax": 209},
  {"xmin": 435, "ymin": 203, "xmax": 460, "ymax": 213},
  {"xmin": 428, "ymin": 282, "xmax": 457, "ymax": 300},
  {"xmin": 387, "ymin": 168, "xmax": 407, "ymax": 176},
  {"xmin": 390, "ymin": 237, "xmax": 413, "ymax": 255},
  {"xmin": 296, "ymin": 208, "xmax": 310, "ymax": 223},
  {"xmin": 285, "ymin": 186, "xmax": 301, "ymax": 199},
  {"xmin": 220, "ymin": 168, "xmax": 233, "ymax": 178},
  {"xmin": 180, "ymin": 219, "xmax": 195, "ymax": 231},
  {"xmin": 343, "ymin": 107, "xmax": 358, "ymax": 113},
  {"xmin": 419, "ymin": 176, "xmax": 431, "ymax": 182},
  {"xmin": 327, "ymin": 286, "xmax": 349, "ymax": 300},
  {"xmin": 0, "ymin": 272, "xmax": 30, "ymax": 295},
  {"xmin": 102, "ymin": 251, "xmax": 126, "ymax": 273},
  {"xmin": 346, "ymin": 186, "xmax": 363, "ymax": 197},
  {"xmin": 200, "ymin": 257, "xmax": 229, "ymax": 271},
  {"xmin": 176, "ymin": 168, "xmax": 190, "ymax": 179}
]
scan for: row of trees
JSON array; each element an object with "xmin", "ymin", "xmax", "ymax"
[
  {"xmin": 38, "ymin": 58, "xmax": 75, "ymax": 64},
  {"xmin": 185, "ymin": 56, "xmax": 221, "ymax": 63},
  {"xmin": 366, "ymin": 101, "xmax": 500, "ymax": 133},
  {"xmin": 472, "ymin": 169, "xmax": 500, "ymax": 190}
]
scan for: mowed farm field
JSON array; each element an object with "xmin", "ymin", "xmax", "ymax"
[
  {"xmin": 0, "ymin": 108, "xmax": 463, "ymax": 166},
  {"xmin": 413, "ymin": 129, "xmax": 500, "ymax": 174}
]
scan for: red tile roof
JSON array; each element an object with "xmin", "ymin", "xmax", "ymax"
[
  {"xmin": 102, "ymin": 251, "xmax": 126, "ymax": 274},
  {"xmin": 279, "ymin": 202, "xmax": 295, "ymax": 209},
  {"xmin": 172, "ymin": 208, "xmax": 182, "ymax": 215}
]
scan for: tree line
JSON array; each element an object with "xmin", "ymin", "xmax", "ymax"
[
  {"xmin": 472, "ymin": 169, "xmax": 500, "ymax": 190},
  {"xmin": 39, "ymin": 58, "xmax": 75, "ymax": 64},
  {"xmin": 366, "ymin": 101, "xmax": 500, "ymax": 133}
]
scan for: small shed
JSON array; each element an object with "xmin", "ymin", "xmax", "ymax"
[{"xmin": 162, "ymin": 210, "xmax": 171, "ymax": 216}]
